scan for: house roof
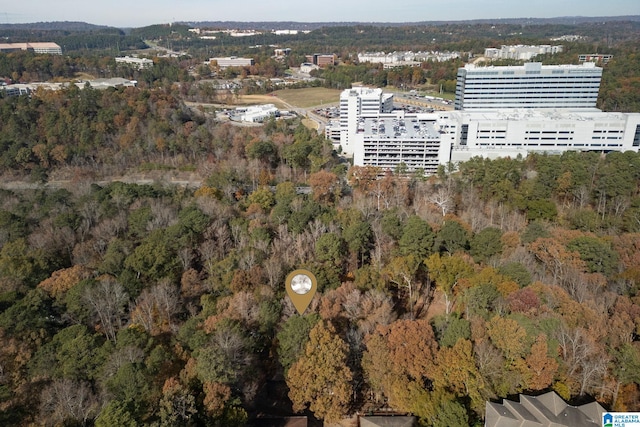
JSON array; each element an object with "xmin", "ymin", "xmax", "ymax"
[
  {"xmin": 360, "ymin": 416, "xmax": 416, "ymax": 427},
  {"xmin": 485, "ymin": 391, "xmax": 605, "ymax": 427}
]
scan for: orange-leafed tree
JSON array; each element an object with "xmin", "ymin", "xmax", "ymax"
[
  {"xmin": 362, "ymin": 319, "xmax": 438, "ymax": 411},
  {"xmin": 309, "ymin": 170, "xmax": 340, "ymax": 205},
  {"xmin": 287, "ymin": 320, "xmax": 353, "ymax": 423},
  {"xmin": 525, "ymin": 334, "xmax": 559, "ymax": 391}
]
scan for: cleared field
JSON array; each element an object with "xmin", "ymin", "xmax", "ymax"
[
  {"xmin": 272, "ymin": 87, "xmax": 341, "ymax": 108},
  {"xmin": 234, "ymin": 94, "xmax": 289, "ymax": 109}
]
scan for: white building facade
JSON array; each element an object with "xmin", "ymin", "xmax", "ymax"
[
  {"xmin": 233, "ymin": 104, "xmax": 278, "ymax": 123},
  {"xmin": 350, "ymin": 108, "xmax": 640, "ymax": 173},
  {"xmin": 210, "ymin": 57, "xmax": 254, "ymax": 68},
  {"xmin": 0, "ymin": 42, "xmax": 62, "ymax": 55},
  {"xmin": 115, "ymin": 56, "xmax": 154, "ymax": 70},
  {"xmin": 455, "ymin": 62, "xmax": 602, "ymax": 110},
  {"xmin": 339, "ymin": 90, "xmax": 640, "ymax": 174},
  {"xmin": 351, "ymin": 111, "xmax": 452, "ymax": 175},
  {"xmin": 483, "ymin": 45, "xmax": 563, "ymax": 61},
  {"xmin": 339, "ymin": 87, "xmax": 394, "ymax": 155},
  {"xmin": 446, "ymin": 109, "xmax": 640, "ymax": 164}
]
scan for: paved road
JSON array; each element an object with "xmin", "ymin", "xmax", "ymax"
[{"xmin": 0, "ymin": 177, "xmax": 203, "ymax": 191}]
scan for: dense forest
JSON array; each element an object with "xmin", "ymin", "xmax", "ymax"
[{"xmin": 0, "ymin": 78, "xmax": 640, "ymax": 426}]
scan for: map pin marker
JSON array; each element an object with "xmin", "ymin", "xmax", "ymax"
[{"xmin": 285, "ymin": 269, "xmax": 317, "ymax": 315}]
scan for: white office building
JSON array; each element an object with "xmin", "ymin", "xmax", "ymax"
[
  {"xmin": 339, "ymin": 87, "xmax": 394, "ymax": 155},
  {"xmin": 351, "ymin": 111, "xmax": 452, "ymax": 175},
  {"xmin": 210, "ymin": 57, "xmax": 254, "ymax": 68},
  {"xmin": 350, "ymin": 108, "xmax": 640, "ymax": 173},
  {"xmin": 446, "ymin": 109, "xmax": 640, "ymax": 164},
  {"xmin": 115, "ymin": 56, "xmax": 154, "ymax": 70},
  {"xmin": 0, "ymin": 42, "xmax": 62, "ymax": 55},
  {"xmin": 455, "ymin": 62, "xmax": 602, "ymax": 110},
  {"xmin": 232, "ymin": 104, "xmax": 278, "ymax": 123},
  {"xmin": 483, "ymin": 45, "xmax": 563, "ymax": 61}
]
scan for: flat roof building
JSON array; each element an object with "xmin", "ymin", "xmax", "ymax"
[
  {"xmin": 115, "ymin": 56, "xmax": 154, "ymax": 70},
  {"xmin": 483, "ymin": 44, "xmax": 563, "ymax": 61},
  {"xmin": 305, "ymin": 54, "xmax": 335, "ymax": 68},
  {"xmin": 352, "ymin": 111, "xmax": 451, "ymax": 175},
  {"xmin": 447, "ymin": 109, "xmax": 640, "ymax": 164},
  {"xmin": 455, "ymin": 62, "xmax": 602, "ymax": 110},
  {"xmin": 0, "ymin": 42, "xmax": 62, "ymax": 55},
  {"xmin": 338, "ymin": 85, "xmax": 640, "ymax": 175},
  {"xmin": 347, "ymin": 106, "xmax": 640, "ymax": 174},
  {"xmin": 232, "ymin": 104, "xmax": 278, "ymax": 123},
  {"xmin": 210, "ymin": 57, "xmax": 254, "ymax": 68}
]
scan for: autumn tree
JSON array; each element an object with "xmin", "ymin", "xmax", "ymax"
[
  {"xmin": 609, "ymin": 343, "xmax": 640, "ymax": 409},
  {"xmin": 425, "ymin": 253, "xmax": 474, "ymax": 315},
  {"xmin": 309, "ymin": 170, "xmax": 340, "ymax": 205},
  {"xmin": 433, "ymin": 338, "xmax": 486, "ymax": 413},
  {"xmin": 525, "ymin": 334, "xmax": 559, "ymax": 391},
  {"xmin": 362, "ymin": 319, "xmax": 438, "ymax": 413},
  {"xmin": 384, "ymin": 255, "xmax": 428, "ymax": 319},
  {"xmin": 158, "ymin": 377, "xmax": 197, "ymax": 425},
  {"xmin": 287, "ymin": 321, "xmax": 353, "ymax": 422}
]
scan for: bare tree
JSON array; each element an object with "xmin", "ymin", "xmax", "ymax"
[
  {"xmin": 131, "ymin": 280, "xmax": 181, "ymax": 335},
  {"xmin": 39, "ymin": 379, "xmax": 99, "ymax": 427},
  {"xmin": 429, "ymin": 185, "xmax": 454, "ymax": 217},
  {"xmin": 556, "ymin": 325, "xmax": 609, "ymax": 396},
  {"xmin": 83, "ymin": 276, "xmax": 128, "ymax": 343}
]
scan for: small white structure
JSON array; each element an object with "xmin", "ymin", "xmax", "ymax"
[
  {"xmin": 79, "ymin": 78, "xmax": 137, "ymax": 89},
  {"xmin": 300, "ymin": 62, "xmax": 319, "ymax": 73},
  {"xmin": 115, "ymin": 56, "xmax": 154, "ymax": 70},
  {"xmin": 234, "ymin": 104, "xmax": 278, "ymax": 123}
]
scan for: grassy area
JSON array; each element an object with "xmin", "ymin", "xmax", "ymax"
[
  {"xmin": 301, "ymin": 118, "xmax": 319, "ymax": 131},
  {"xmin": 273, "ymin": 87, "xmax": 341, "ymax": 108},
  {"xmin": 234, "ymin": 95, "xmax": 289, "ymax": 109}
]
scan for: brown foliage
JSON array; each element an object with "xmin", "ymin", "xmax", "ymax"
[
  {"xmin": 287, "ymin": 321, "xmax": 353, "ymax": 422},
  {"xmin": 203, "ymin": 381, "xmax": 232, "ymax": 417},
  {"xmin": 37, "ymin": 265, "xmax": 92, "ymax": 299},
  {"xmin": 309, "ymin": 170, "xmax": 340, "ymax": 205},
  {"xmin": 362, "ymin": 318, "xmax": 438, "ymax": 409},
  {"xmin": 525, "ymin": 334, "xmax": 558, "ymax": 391},
  {"xmin": 507, "ymin": 287, "xmax": 541, "ymax": 314}
]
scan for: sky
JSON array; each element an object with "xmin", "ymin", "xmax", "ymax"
[{"xmin": 3, "ymin": 0, "xmax": 639, "ymax": 28}]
